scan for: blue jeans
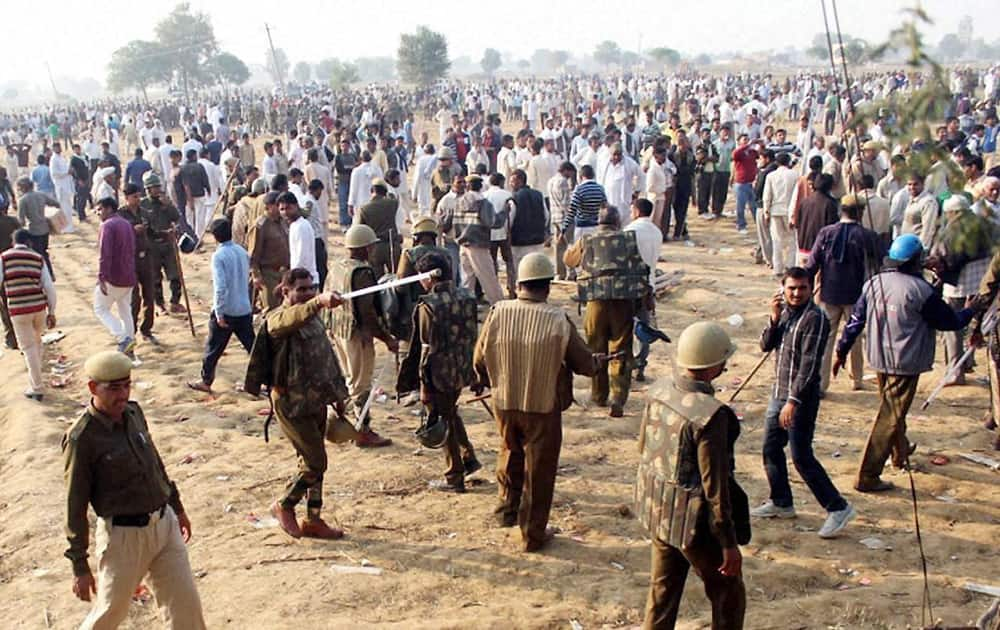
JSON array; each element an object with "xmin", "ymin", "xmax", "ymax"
[
  {"xmin": 761, "ymin": 388, "xmax": 847, "ymax": 512},
  {"xmin": 444, "ymin": 239, "xmax": 461, "ymax": 284},
  {"xmin": 734, "ymin": 182, "xmax": 755, "ymax": 230},
  {"xmin": 337, "ymin": 179, "xmax": 351, "ymax": 226}
]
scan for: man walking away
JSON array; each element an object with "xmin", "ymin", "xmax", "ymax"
[
  {"xmin": 834, "ymin": 234, "xmax": 973, "ymax": 492},
  {"xmin": 188, "ymin": 219, "xmax": 254, "ymax": 393},
  {"xmin": 94, "ymin": 198, "xmax": 137, "ymax": 359}
]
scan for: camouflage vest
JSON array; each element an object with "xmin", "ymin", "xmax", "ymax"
[
  {"xmin": 420, "ymin": 284, "xmax": 478, "ymax": 392},
  {"xmin": 327, "ymin": 258, "xmax": 370, "ymax": 339},
  {"xmin": 577, "ymin": 230, "xmax": 650, "ymax": 302},
  {"xmin": 634, "ymin": 376, "xmax": 723, "ymax": 550}
]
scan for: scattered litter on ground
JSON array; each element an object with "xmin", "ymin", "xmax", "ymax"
[
  {"xmin": 727, "ymin": 314, "xmax": 744, "ymax": 327},
  {"xmin": 330, "ymin": 564, "xmax": 382, "ymax": 576},
  {"xmin": 610, "ymin": 561, "xmax": 625, "ymax": 571},
  {"xmin": 859, "ymin": 537, "xmax": 891, "ymax": 551}
]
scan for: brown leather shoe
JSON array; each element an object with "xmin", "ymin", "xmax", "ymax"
[
  {"xmin": 355, "ymin": 429, "xmax": 392, "ymax": 448},
  {"xmin": 609, "ymin": 403, "xmax": 624, "ymax": 418},
  {"xmin": 270, "ymin": 501, "xmax": 301, "ymax": 538},
  {"xmin": 300, "ymin": 517, "xmax": 344, "ymax": 539},
  {"xmin": 169, "ymin": 303, "xmax": 187, "ymax": 314}
]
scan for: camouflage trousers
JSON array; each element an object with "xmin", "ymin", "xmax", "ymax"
[
  {"xmin": 583, "ymin": 299, "xmax": 635, "ymax": 406},
  {"xmin": 273, "ymin": 392, "xmax": 328, "ymax": 518}
]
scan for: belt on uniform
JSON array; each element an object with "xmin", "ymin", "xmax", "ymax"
[{"xmin": 112, "ymin": 505, "xmax": 166, "ymax": 527}]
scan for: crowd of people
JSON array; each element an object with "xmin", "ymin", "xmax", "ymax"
[{"xmin": 2, "ymin": 63, "xmax": 1000, "ymax": 630}]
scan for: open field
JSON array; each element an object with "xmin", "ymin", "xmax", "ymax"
[{"xmin": 0, "ymin": 120, "xmax": 998, "ymax": 630}]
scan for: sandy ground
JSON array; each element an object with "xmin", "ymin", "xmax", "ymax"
[{"xmin": 0, "ymin": 122, "xmax": 998, "ymax": 630}]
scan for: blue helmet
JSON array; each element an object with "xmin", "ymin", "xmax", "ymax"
[{"xmin": 888, "ymin": 233, "xmax": 922, "ymax": 262}]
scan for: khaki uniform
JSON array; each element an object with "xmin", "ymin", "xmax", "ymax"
[
  {"xmin": 399, "ymin": 282, "xmax": 479, "ymax": 485},
  {"xmin": 250, "ymin": 297, "xmax": 350, "ymax": 517},
  {"xmin": 635, "ymin": 375, "xmax": 747, "ymax": 630},
  {"xmin": 118, "ymin": 206, "xmax": 156, "ymax": 336},
  {"xmin": 248, "ymin": 215, "xmax": 290, "ymax": 311},
  {"xmin": 356, "ymin": 195, "xmax": 402, "ymax": 277},
  {"xmin": 564, "ymin": 225, "xmax": 650, "ymax": 406},
  {"xmin": 63, "ymin": 402, "xmax": 205, "ymax": 630},
  {"xmin": 328, "ymin": 258, "xmax": 393, "ymax": 427},
  {"xmin": 141, "ymin": 195, "xmax": 182, "ymax": 307},
  {"xmin": 968, "ymin": 251, "xmax": 1000, "ymax": 450},
  {"xmin": 473, "ymin": 294, "xmax": 595, "ymax": 550}
]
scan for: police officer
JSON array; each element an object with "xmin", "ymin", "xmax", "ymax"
[
  {"xmin": 473, "ymin": 253, "xmax": 600, "ymax": 552},
  {"xmin": 63, "ymin": 351, "xmax": 206, "ymax": 629},
  {"xmin": 564, "ymin": 205, "xmax": 650, "ymax": 417},
  {"xmin": 140, "ymin": 172, "xmax": 185, "ymax": 314},
  {"xmin": 245, "ymin": 268, "xmax": 350, "ymax": 539},
  {"xmin": 328, "ymin": 224, "xmax": 398, "ymax": 447},
  {"xmin": 398, "ymin": 252, "xmax": 481, "ymax": 491},
  {"xmin": 635, "ymin": 322, "xmax": 747, "ymax": 630},
  {"xmin": 394, "ymin": 217, "xmax": 449, "ymax": 402},
  {"xmin": 355, "ymin": 177, "xmax": 401, "ymax": 277},
  {"xmin": 118, "ymin": 183, "xmax": 157, "ymax": 341},
  {"xmin": 247, "ymin": 191, "xmax": 289, "ymax": 312}
]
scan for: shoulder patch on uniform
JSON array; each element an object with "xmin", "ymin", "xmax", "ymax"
[{"xmin": 65, "ymin": 410, "xmax": 94, "ymax": 443}]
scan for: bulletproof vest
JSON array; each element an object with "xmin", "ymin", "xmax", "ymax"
[
  {"xmin": 633, "ymin": 376, "xmax": 723, "ymax": 549},
  {"xmin": 327, "ymin": 258, "xmax": 370, "ymax": 339},
  {"xmin": 419, "ymin": 284, "xmax": 478, "ymax": 392},
  {"xmin": 577, "ymin": 230, "xmax": 650, "ymax": 301}
]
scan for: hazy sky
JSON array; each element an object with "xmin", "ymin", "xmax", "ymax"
[{"xmin": 9, "ymin": 0, "xmax": 994, "ymax": 87}]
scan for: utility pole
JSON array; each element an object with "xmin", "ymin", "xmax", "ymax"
[
  {"xmin": 264, "ymin": 23, "xmax": 285, "ymax": 97},
  {"xmin": 45, "ymin": 62, "xmax": 60, "ymax": 99}
]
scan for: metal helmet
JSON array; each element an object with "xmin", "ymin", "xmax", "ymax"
[
  {"xmin": 888, "ymin": 233, "xmax": 923, "ymax": 262},
  {"xmin": 415, "ymin": 411, "xmax": 448, "ymax": 449},
  {"xmin": 517, "ymin": 252, "xmax": 555, "ymax": 283},
  {"xmin": 251, "ymin": 178, "xmax": 267, "ymax": 195},
  {"xmin": 344, "ymin": 224, "xmax": 378, "ymax": 249},
  {"xmin": 675, "ymin": 322, "xmax": 736, "ymax": 370},
  {"xmin": 141, "ymin": 172, "xmax": 161, "ymax": 189},
  {"xmin": 412, "ymin": 217, "xmax": 438, "ymax": 236},
  {"xmin": 437, "ymin": 147, "xmax": 454, "ymax": 160}
]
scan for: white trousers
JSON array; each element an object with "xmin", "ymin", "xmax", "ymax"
[
  {"xmin": 460, "ymin": 245, "xmax": 504, "ymax": 304},
  {"xmin": 94, "ymin": 284, "xmax": 134, "ymax": 343},
  {"xmin": 186, "ymin": 197, "xmax": 214, "ymax": 239},
  {"xmin": 56, "ymin": 181, "xmax": 75, "ymax": 233},
  {"xmin": 769, "ymin": 215, "xmax": 796, "ymax": 273}
]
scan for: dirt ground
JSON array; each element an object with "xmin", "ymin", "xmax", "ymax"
[{"xmin": 0, "ymin": 120, "xmax": 998, "ymax": 630}]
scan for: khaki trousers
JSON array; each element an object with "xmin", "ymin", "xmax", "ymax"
[
  {"xmin": 583, "ymin": 299, "xmax": 635, "ymax": 405},
  {"xmin": 494, "ymin": 408, "xmax": 562, "ymax": 551},
  {"xmin": 80, "ymin": 506, "xmax": 206, "ymax": 630},
  {"xmin": 820, "ymin": 302, "xmax": 863, "ymax": 391},
  {"xmin": 643, "ymin": 534, "xmax": 746, "ymax": 630},
  {"xmin": 334, "ymin": 331, "xmax": 375, "ymax": 426},
  {"xmin": 273, "ymin": 393, "xmax": 328, "ymax": 514},
  {"xmin": 257, "ymin": 268, "xmax": 284, "ymax": 312},
  {"xmin": 11, "ymin": 309, "xmax": 46, "ymax": 394},
  {"xmin": 857, "ymin": 373, "xmax": 919, "ymax": 487},
  {"xmin": 460, "ymin": 244, "xmax": 504, "ymax": 304}
]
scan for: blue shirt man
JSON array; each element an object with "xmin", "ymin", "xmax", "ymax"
[
  {"xmin": 124, "ymin": 151, "xmax": 152, "ymax": 190},
  {"xmin": 188, "ymin": 218, "xmax": 254, "ymax": 392},
  {"xmin": 31, "ymin": 159, "xmax": 55, "ymax": 194}
]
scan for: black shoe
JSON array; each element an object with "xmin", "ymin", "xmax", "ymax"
[
  {"xmin": 635, "ymin": 370, "xmax": 646, "ymax": 383},
  {"xmin": 141, "ymin": 332, "xmax": 159, "ymax": 345},
  {"xmin": 464, "ymin": 458, "xmax": 482, "ymax": 476},
  {"xmin": 429, "ymin": 479, "xmax": 466, "ymax": 493},
  {"xmin": 23, "ymin": 392, "xmax": 43, "ymax": 402}
]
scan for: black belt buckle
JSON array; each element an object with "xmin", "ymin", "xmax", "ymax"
[{"xmin": 112, "ymin": 505, "xmax": 166, "ymax": 527}]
